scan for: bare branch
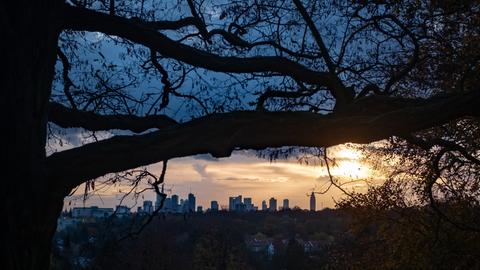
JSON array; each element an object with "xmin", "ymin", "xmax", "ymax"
[
  {"xmin": 62, "ymin": 5, "xmax": 351, "ymax": 106},
  {"xmin": 57, "ymin": 49, "xmax": 77, "ymax": 110}
]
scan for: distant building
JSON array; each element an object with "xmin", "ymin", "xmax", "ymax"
[
  {"xmin": 229, "ymin": 197, "xmax": 234, "ymax": 211},
  {"xmin": 267, "ymin": 243, "xmax": 275, "ymax": 257},
  {"xmin": 115, "ymin": 205, "xmax": 131, "ymax": 217},
  {"xmin": 245, "ymin": 234, "xmax": 273, "ymax": 253},
  {"xmin": 171, "ymin": 194, "xmax": 179, "ymax": 212},
  {"xmin": 197, "ymin": 206, "xmax": 203, "ymax": 213},
  {"xmin": 262, "ymin": 200, "xmax": 268, "ymax": 211},
  {"xmin": 283, "ymin": 199, "xmax": 289, "ymax": 210},
  {"xmin": 269, "ymin": 197, "xmax": 277, "ymax": 212},
  {"xmin": 235, "ymin": 203, "xmax": 246, "ymax": 211},
  {"xmin": 210, "ymin": 200, "xmax": 219, "ymax": 211},
  {"xmin": 229, "ymin": 195, "xmax": 243, "ymax": 211},
  {"xmin": 188, "ymin": 193, "xmax": 196, "ymax": 213},
  {"xmin": 161, "ymin": 197, "xmax": 172, "ymax": 212},
  {"xmin": 72, "ymin": 206, "xmax": 113, "ymax": 218},
  {"xmin": 143, "ymin": 200, "xmax": 153, "ymax": 214},
  {"xmin": 180, "ymin": 199, "xmax": 189, "ymax": 213},
  {"xmin": 244, "ymin": 197, "xmax": 254, "ymax": 211},
  {"xmin": 310, "ymin": 192, "xmax": 316, "ymax": 211}
]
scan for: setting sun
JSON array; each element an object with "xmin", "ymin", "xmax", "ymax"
[{"xmin": 327, "ymin": 146, "xmax": 370, "ymax": 179}]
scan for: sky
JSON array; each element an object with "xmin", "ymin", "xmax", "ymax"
[
  {"xmin": 55, "ymin": 0, "xmax": 389, "ymax": 212},
  {"xmin": 62, "ymin": 143, "xmax": 384, "ymax": 211}
]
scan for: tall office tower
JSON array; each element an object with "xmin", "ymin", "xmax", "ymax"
[
  {"xmin": 229, "ymin": 197, "xmax": 235, "ymax": 211},
  {"xmin": 310, "ymin": 192, "xmax": 316, "ymax": 211},
  {"xmin": 262, "ymin": 200, "xmax": 268, "ymax": 211},
  {"xmin": 180, "ymin": 199, "xmax": 189, "ymax": 213},
  {"xmin": 244, "ymin": 197, "xmax": 253, "ymax": 211},
  {"xmin": 229, "ymin": 195, "xmax": 243, "ymax": 211},
  {"xmin": 188, "ymin": 193, "xmax": 196, "ymax": 212},
  {"xmin": 143, "ymin": 200, "xmax": 153, "ymax": 214},
  {"xmin": 171, "ymin": 194, "xmax": 179, "ymax": 212},
  {"xmin": 269, "ymin": 197, "xmax": 277, "ymax": 212},
  {"xmin": 210, "ymin": 200, "xmax": 219, "ymax": 211},
  {"xmin": 283, "ymin": 199, "xmax": 289, "ymax": 210},
  {"xmin": 161, "ymin": 197, "xmax": 171, "ymax": 212}
]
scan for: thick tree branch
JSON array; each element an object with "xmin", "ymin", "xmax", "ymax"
[
  {"xmin": 47, "ymin": 91, "xmax": 480, "ymax": 190},
  {"xmin": 61, "ymin": 5, "xmax": 350, "ymax": 105},
  {"xmin": 48, "ymin": 102, "xmax": 177, "ymax": 133}
]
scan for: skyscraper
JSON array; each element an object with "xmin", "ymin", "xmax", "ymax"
[
  {"xmin": 188, "ymin": 193, "xmax": 196, "ymax": 213},
  {"xmin": 310, "ymin": 192, "xmax": 316, "ymax": 211},
  {"xmin": 229, "ymin": 195, "xmax": 243, "ymax": 211},
  {"xmin": 143, "ymin": 200, "xmax": 153, "ymax": 214},
  {"xmin": 283, "ymin": 199, "xmax": 289, "ymax": 210},
  {"xmin": 269, "ymin": 197, "xmax": 277, "ymax": 212},
  {"xmin": 210, "ymin": 200, "xmax": 219, "ymax": 211},
  {"xmin": 171, "ymin": 194, "xmax": 179, "ymax": 212},
  {"xmin": 262, "ymin": 200, "xmax": 267, "ymax": 211},
  {"xmin": 161, "ymin": 197, "xmax": 172, "ymax": 212},
  {"xmin": 244, "ymin": 197, "xmax": 253, "ymax": 211}
]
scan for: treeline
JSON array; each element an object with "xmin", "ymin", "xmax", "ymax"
[
  {"xmin": 51, "ymin": 209, "xmax": 345, "ymax": 270},
  {"xmin": 52, "ymin": 205, "xmax": 480, "ymax": 269}
]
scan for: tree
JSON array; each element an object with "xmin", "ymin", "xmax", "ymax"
[{"xmin": 1, "ymin": 0, "xmax": 479, "ymax": 269}]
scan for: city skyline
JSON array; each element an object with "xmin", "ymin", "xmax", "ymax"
[
  {"xmin": 63, "ymin": 145, "xmax": 381, "ymax": 211},
  {"xmin": 68, "ymin": 190, "xmax": 324, "ymax": 213}
]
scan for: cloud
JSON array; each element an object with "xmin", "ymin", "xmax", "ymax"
[
  {"xmin": 192, "ymin": 163, "xmax": 213, "ymax": 182},
  {"xmin": 193, "ymin": 154, "xmax": 219, "ymax": 162},
  {"xmin": 64, "ymin": 145, "xmax": 383, "ymax": 211}
]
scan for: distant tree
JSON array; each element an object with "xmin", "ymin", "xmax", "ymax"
[
  {"xmin": 333, "ymin": 177, "xmax": 480, "ymax": 268},
  {"xmin": 1, "ymin": 0, "xmax": 479, "ymax": 269},
  {"xmin": 285, "ymin": 239, "xmax": 306, "ymax": 270},
  {"xmin": 193, "ymin": 229, "xmax": 252, "ymax": 270}
]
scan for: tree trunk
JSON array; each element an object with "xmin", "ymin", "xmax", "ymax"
[{"xmin": 1, "ymin": 1, "xmax": 64, "ymax": 269}]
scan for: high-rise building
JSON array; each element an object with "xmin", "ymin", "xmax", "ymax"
[
  {"xmin": 229, "ymin": 197, "xmax": 235, "ymax": 211},
  {"xmin": 159, "ymin": 197, "xmax": 172, "ymax": 213},
  {"xmin": 211, "ymin": 200, "xmax": 219, "ymax": 211},
  {"xmin": 229, "ymin": 195, "xmax": 243, "ymax": 211},
  {"xmin": 262, "ymin": 200, "xmax": 268, "ymax": 211},
  {"xmin": 283, "ymin": 199, "xmax": 289, "ymax": 210},
  {"xmin": 171, "ymin": 194, "xmax": 179, "ymax": 212},
  {"xmin": 188, "ymin": 193, "xmax": 196, "ymax": 213},
  {"xmin": 310, "ymin": 192, "xmax": 316, "ymax": 211},
  {"xmin": 269, "ymin": 197, "xmax": 277, "ymax": 212},
  {"xmin": 143, "ymin": 200, "xmax": 153, "ymax": 214},
  {"xmin": 180, "ymin": 199, "xmax": 189, "ymax": 213},
  {"xmin": 244, "ymin": 197, "xmax": 253, "ymax": 211}
]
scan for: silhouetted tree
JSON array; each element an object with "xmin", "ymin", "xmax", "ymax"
[{"xmin": 1, "ymin": 0, "xmax": 479, "ymax": 269}]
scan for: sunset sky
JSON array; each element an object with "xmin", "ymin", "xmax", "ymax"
[{"xmin": 62, "ymin": 143, "xmax": 383, "ymax": 211}]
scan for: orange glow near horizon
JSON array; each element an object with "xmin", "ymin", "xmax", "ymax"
[{"xmin": 64, "ymin": 144, "xmax": 381, "ymax": 210}]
